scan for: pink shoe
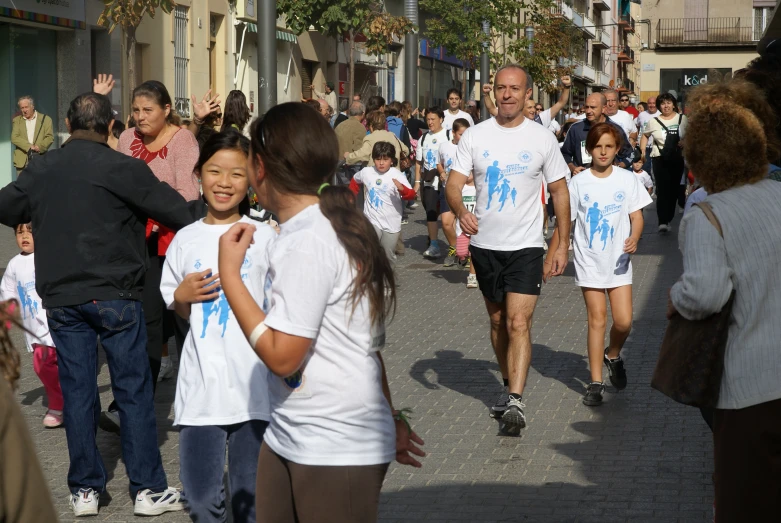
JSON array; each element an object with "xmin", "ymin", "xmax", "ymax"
[{"xmin": 43, "ymin": 410, "xmax": 63, "ymax": 428}]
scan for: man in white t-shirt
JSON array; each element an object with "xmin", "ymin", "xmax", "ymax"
[
  {"xmin": 635, "ymin": 96, "xmax": 660, "ymax": 174},
  {"xmin": 603, "ymin": 89, "xmax": 636, "ymax": 141},
  {"xmin": 443, "ymin": 88, "xmax": 475, "ymax": 132},
  {"xmin": 446, "ymin": 64, "xmax": 571, "ymax": 436}
]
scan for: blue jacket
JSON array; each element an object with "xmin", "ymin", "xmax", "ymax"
[{"xmin": 560, "ymin": 116, "xmax": 634, "ymax": 168}]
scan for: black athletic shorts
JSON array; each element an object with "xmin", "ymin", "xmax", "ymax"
[{"xmin": 470, "ymin": 246, "xmax": 545, "ymax": 302}]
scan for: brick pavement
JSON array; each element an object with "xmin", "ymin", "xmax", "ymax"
[{"xmin": 8, "ymin": 201, "xmax": 713, "ymax": 523}]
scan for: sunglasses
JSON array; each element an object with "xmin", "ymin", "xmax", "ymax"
[{"xmin": 620, "ymin": 99, "xmax": 629, "ymax": 102}]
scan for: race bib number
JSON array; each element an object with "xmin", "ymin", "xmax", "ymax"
[
  {"xmin": 462, "ymin": 195, "xmax": 476, "ymax": 214},
  {"xmin": 580, "ymin": 140, "xmax": 592, "ymax": 165}
]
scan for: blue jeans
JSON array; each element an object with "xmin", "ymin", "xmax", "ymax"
[
  {"xmin": 179, "ymin": 420, "xmax": 268, "ymax": 523},
  {"xmin": 46, "ymin": 300, "xmax": 167, "ymax": 497}
]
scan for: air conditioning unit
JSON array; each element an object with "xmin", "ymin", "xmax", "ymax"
[{"xmin": 236, "ymin": 0, "xmax": 256, "ymax": 22}]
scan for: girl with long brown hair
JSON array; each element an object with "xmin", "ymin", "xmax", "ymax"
[{"xmin": 218, "ymin": 102, "xmax": 424, "ymax": 522}]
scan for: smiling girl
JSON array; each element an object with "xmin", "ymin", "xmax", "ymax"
[
  {"xmin": 160, "ymin": 130, "xmax": 276, "ymax": 523},
  {"xmin": 545, "ymin": 123, "xmax": 652, "ymax": 407}
]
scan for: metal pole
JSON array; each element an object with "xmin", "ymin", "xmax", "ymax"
[
  {"xmin": 480, "ymin": 21, "xmax": 490, "ymax": 120},
  {"xmin": 404, "ymin": 0, "xmax": 418, "ymax": 106},
  {"xmin": 258, "ymin": 0, "xmax": 277, "ymax": 113}
]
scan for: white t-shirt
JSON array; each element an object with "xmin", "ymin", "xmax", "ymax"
[
  {"xmin": 443, "ymin": 109, "xmax": 474, "ymax": 132},
  {"xmin": 354, "ymin": 166, "xmax": 411, "ymax": 233},
  {"xmin": 416, "ymin": 128, "xmax": 449, "ymax": 190},
  {"xmin": 0, "ymin": 253, "xmax": 53, "ymax": 352},
  {"xmin": 454, "ymin": 185, "xmax": 477, "ymax": 237},
  {"xmin": 568, "ymin": 167, "xmax": 653, "ymax": 288},
  {"xmin": 609, "ymin": 110, "xmax": 636, "ymax": 138},
  {"xmin": 636, "ymin": 110, "xmax": 661, "ymax": 141},
  {"xmin": 633, "ymin": 169, "xmax": 653, "ymax": 190},
  {"xmin": 536, "ymin": 108, "xmax": 552, "ymax": 128},
  {"xmin": 261, "ymin": 204, "xmax": 396, "ymax": 466},
  {"xmin": 438, "ymin": 140, "xmax": 458, "ymax": 191},
  {"xmin": 644, "ymin": 114, "xmax": 688, "ymax": 158},
  {"xmin": 452, "ymin": 118, "xmax": 568, "ymax": 251},
  {"xmin": 160, "ymin": 217, "xmax": 276, "ymax": 426},
  {"xmin": 549, "ymin": 119, "xmax": 562, "ymax": 134}
]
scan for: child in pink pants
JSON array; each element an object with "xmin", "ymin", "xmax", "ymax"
[{"xmin": 1, "ymin": 224, "xmax": 63, "ymax": 427}]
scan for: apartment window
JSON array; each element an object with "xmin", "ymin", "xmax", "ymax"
[
  {"xmin": 174, "ymin": 6, "xmax": 190, "ymax": 117},
  {"xmin": 754, "ymin": 7, "xmax": 774, "ymax": 40}
]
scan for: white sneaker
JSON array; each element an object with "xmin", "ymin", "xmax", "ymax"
[
  {"xmin": 134, "ymin": 488, "xmax": 185, "ymax": 516},
  {"xmin": 658, "ymin": 224, "xmax": 669, "ymax": 233},
  {"xmin": 409, "ymin": 202, "xmax": 419, "ymax": 209},
  {"xmin": 157, "ymin": 358, "xmax": 174, "ymax": 382},
  {"xmin": 466, "ymin": 274, "xmax": 478, "ymax": 289},
  {"xmin": 71, "ymin": 488, "xmax": 99, "ymax": 517}
]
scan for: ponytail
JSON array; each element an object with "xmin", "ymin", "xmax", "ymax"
[
  {"xmin": 250, "ymin": 103, "xmax": 396, "ymax": 324},
  {"xmin": 318, "ymin": 185, "xmax": 396, "ymax": 325}
]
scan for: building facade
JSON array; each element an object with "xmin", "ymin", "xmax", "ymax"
[{"xmin": 639, "ymin": 0, "xmax": 769, "ymax": 108}]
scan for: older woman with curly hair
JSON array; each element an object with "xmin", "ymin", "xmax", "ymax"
[{"xmin": 669, "ymin": 79, "xmax": 781, "ymax": 521}]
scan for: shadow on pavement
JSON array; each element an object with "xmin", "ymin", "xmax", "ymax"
[
  {"xmin": 410, "ymin": 350, "xmax": 501, "ymax": 409},
  {"xmin": 530, "ymin": 344, "xmax": 592, "ymax": 396}
]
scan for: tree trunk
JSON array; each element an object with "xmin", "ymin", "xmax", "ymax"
[
  {"xmin": 126, "ymin": 24, "xmax": 138, "ymax": 108},
  {"xmin": 349, "ymin": 29, "xmax": 356, "ymax": 102},
  {"xmin": 461, "ymin": 63, "xmax": 468, "ymax": 103}
]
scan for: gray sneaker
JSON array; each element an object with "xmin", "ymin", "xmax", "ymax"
[
  {"xmin": 489, "ymin": 390, "xmax": 509, "ymax": 419},
  {"xmin": 500, "ymin": 396, "xmax": 527, "ymax": 435},
  {"xmin": 443, "ymin": 245, "xmax": 457, "ymax": 267},
  {"xmin": 423, "ymin": 242, "xmax": 441, "ymax": 259}
]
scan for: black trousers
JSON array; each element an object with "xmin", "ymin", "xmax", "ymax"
[{"xmin": 652, "ymin": 155, "xmax": 685, "ymax": 226}]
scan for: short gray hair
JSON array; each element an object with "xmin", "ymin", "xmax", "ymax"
[
  {"xmin": 348, "ymin": 101, "xmax": 366, "ymax": 116},
  {"xmin": 494, "ymin": 63, "xmax": 534, "ymax": 91},
  {"xmin": 339, "ymin": 98, "xmax": 349, "ymax": 112},
  {"xmin": 17, "ymin": 95, "xmax": 34, "ymax": 106},
  {"xmin": 603, "ymin": 89, "xmax": 618, "ymax": 100}
]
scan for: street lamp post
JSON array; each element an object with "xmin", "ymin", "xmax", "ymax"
[
  {"xmin": 258, "ymin": 0, "xmax": 277, "ymax": 113},
  {"xmin": 404, "ymin": 0, "xmax": 419, "ymax": 108},
  {"xmin": 480, "ymin": 20, "xmax": 490, "ymax": 120}
]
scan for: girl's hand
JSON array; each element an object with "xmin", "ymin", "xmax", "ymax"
[
  {"xmin": 542, "ymin": 260, "xmax": 553, "ymax": 283},
  {"xmin": 394, "ymin": 418, "xmax": 425, "ymax": 468},
  {"xmin": 624, "ymin": 237, "xmax": 638, "ymax": 254},
  {"xmin": 218, "ymin": 222, "xmax": 256, "ymax": 277},
  {"xmin": 174, "ymin": 269, "xmax": 220, "ymax": 304}
]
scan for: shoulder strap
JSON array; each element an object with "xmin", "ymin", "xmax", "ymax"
[
  {"xmin": 694, "ymin": 202, "xmax": 723, "ymax": 238},
  {"xmin": 446, "ymin": 129, "xmax": 451, "ymax": 140},
  {"xmin": 420, "ymin": 131, "xmax": 428, "ymax": 148},
  {"xmin": 654, "ymin": 116, "xmax": 668, "ymax": 131}
]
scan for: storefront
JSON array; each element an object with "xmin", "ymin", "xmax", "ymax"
[
  {"xmin": 418, "ymin": 39, "xmax": 464, "ymax": 110},
  {"xmin": 0, "ymin": 0, "xmax": 86, "ymax": 183},
  {"xmin": 659, "ymin": 68, "xmax": 733, "ymax": 112}
]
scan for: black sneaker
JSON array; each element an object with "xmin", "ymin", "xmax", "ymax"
[
  {"xmin": 500, "ymin": 395, "xmax": 526, "ymax": 435},
  {"xmin": 583, "ymin": 382, "xmax": 606, "ymax": 406},
  {"xmin": 99, "ymin": 410, "xmax": 121, "ymax": 434},
  {"xmin": 604, "ymin": 349, "xmax": 628, "ymax": 390},
  {"xmin": 489, "ymin": 390, "xmax": 509, "ymax": 419}
]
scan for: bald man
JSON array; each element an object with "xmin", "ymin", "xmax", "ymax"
[{"xmin": 560, "ymin": 92, "xmax": 634, "ymax": 174}]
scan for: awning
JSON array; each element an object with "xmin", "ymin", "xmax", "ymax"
[{"xmin": 245, "ymin": 23, "xmax": 297, "ymax": 43}]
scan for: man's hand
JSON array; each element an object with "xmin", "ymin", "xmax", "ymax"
[
  {"xmin": 458, "ymin": 211, "xmax": 479, "ymax": 235},
  {"xmin": 30, "ymin": 145, "xmax": 40, "ymax": 153},
  {"xmin": 560, "ymin": 75, "xmax": 572, "ymax": 88},
  {"xmin": 174, "ymin": 270, "xmax": 220, "ymax": 305},
  {"xmin": 542, "ymin": 259, "xmax": 553, "ymax": 283},
  {"xmin": 482, "ymin": 84, "xmax": 492, "ymax": 95},
  {"xmin": 548, "ymin": 248, "xmax": 568, "ymax": 277},
  {"xmin": 191, "ymin": 89, "xmax": 221, "ymax": 123},
  {"xmin": 93, "ymin": 74, "xmax": 115, "ymax": 95},
  {"xmin": 571, "ymin": 166, "xmax": 586, "ymax": 175}
]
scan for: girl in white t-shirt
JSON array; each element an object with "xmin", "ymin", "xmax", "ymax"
[
  {"xmin": 545, "ymin": 123, "xmax": 652, "ymax": 407},
  {"xmin": 218, "ymin": 103, "xmax": 424, "ymax": 523},
  {"xmin": 632, "ymin": 160, "xmax": 654, "ymax": 195},
  {"xmin": 350, "ymin": 141, "xmax": 416, "ymax": 269},
  {"xmin": 160, "ymin": 130, "xmax": 276, "ymax": 523},
  {"xmin": 438, "ymin": 118, "xmax": 471, "ymax": 270}
]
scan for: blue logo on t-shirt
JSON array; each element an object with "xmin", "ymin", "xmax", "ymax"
[
  {"xmin": 200, "ymin": 291, "xmax": 231, "ymax": 338},
  {"xmin": 284, "ymin": 370, "xmax": 303, "ymax": 389},
  {"xmin": 518, "ymin": 150, "xmax": 533, "ymax": 163},
  {"xmin": 614, "ymin": 191, "xmax": 626, "ymax": 203},
  {"xmin": 16, "ymin": 281, "xmax": 38, "ymax": 320}
]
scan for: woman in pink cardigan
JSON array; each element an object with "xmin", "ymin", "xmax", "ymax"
[{"xmin": 108, "ymin": 81, "xmax": 200, "ymax": 422}]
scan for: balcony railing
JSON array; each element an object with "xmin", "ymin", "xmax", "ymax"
[
  {"xmin": 617, "ymin": 46, "xmax": 634, "ymax": 63},
  {"xmin": 551, "ymin": 0, "xmax": 574, "ymax": 21},
  {"xmin": 619, "ymin": 13, "xmax": 635, "ymax": 33},
  {"xmin": 656, "ymin": 18, "xmax": 757, "ymax": 46},
  {"xmin": 572, "ymin": 10, "xmax": 584, "ymax": 29},
  {"xmin": 595, "ymin": 71, "xmax": 611, "ymax": 88},
  {"xmin": 593, "ymin": 0, "xmax": 610, "ymax": 11},
  {"xmin": 573, "ymin": 61, "xmax": 595, "ymax": 82},
  {"xmin": 582, "ymin": 13, "xmax": 596, "ymax": 38},
  {"xmin": 593, "ymin": 29, "xmax": 611, "ymax": 48}
]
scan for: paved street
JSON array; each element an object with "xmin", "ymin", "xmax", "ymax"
[{"xmin": 9, "ymin": 202, "xmax": 714, "ymax": 523}]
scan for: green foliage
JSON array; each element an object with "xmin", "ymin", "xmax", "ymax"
[
  {"xmin": 97, "ymin": 0, "xmax": 176, "ymax": 32},
  {"xmin": 422, "ymin": 0, "xmax": 581, "ymax": 91}
]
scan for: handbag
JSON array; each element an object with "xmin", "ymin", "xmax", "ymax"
[
  {"xmin": 651, "ymin": 201, "xmax": 734, "ymax": 408},
  {"xmin": 393, "ymin": 136, "xmax": 412, "ymax": 171}
]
